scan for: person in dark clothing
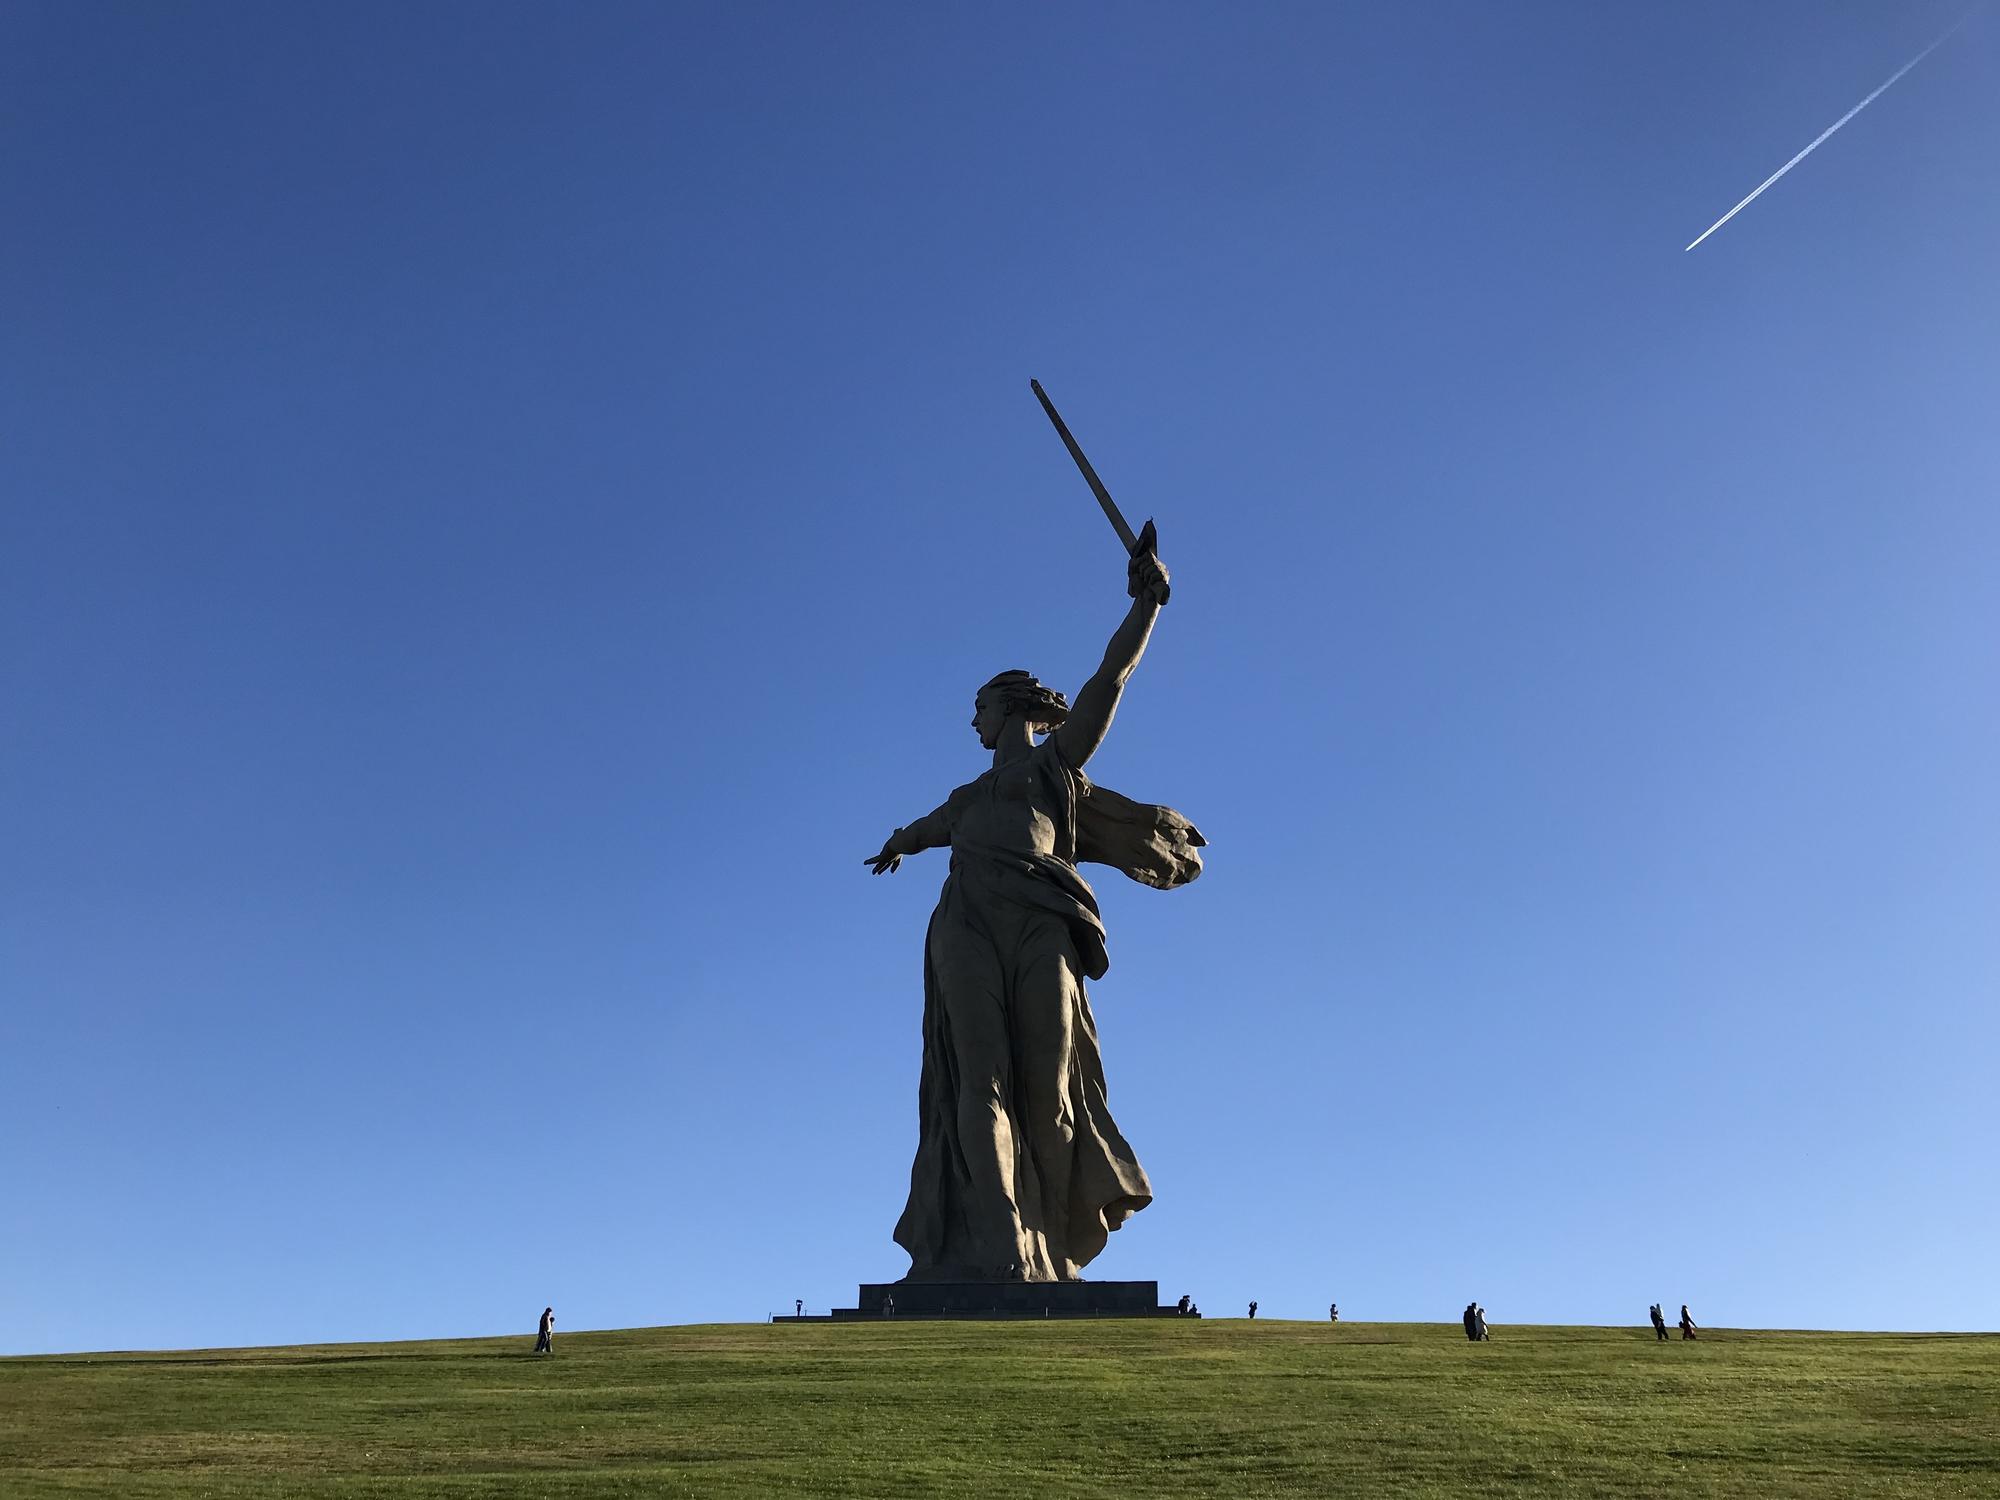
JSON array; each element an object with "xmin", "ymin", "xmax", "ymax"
[
  {"xmin": 1679, "ymin": 1304, "xmax": 1699, "ymax": 1340},
  {"xmin": 1650, "ymin": 1304, "xmax": 1670, "ymax": 1340},
  {"xmin": 534, "ymin": 1307, "xmax": 554, "ymax": 1355},
  {"xmin": 1248, "ymin": 1301, "xmax": 1258, "ymax": 1319},
  {"xmin": 1177, "ymin": 1293, "xmax": 1191, "ymax": 1315},
  {"xmin": 1463, "ymin": 1302, "xmax": 1479, "ymax": 1341},
  {"xmin": 1328, "ymin": 1302, "xmax": 1339, "ymax": 1323}
]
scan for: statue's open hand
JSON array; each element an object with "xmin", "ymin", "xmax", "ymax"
[
  {"xmin": 864, "ymin": 837, "xmax": 903, "ymax": 875},
  {"xmin": 1127, "ymin": 520, "xmax": 1170, "ymax": 606}
]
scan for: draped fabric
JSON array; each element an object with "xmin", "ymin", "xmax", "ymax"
[
  {"xmin": 893, "ymin": 735, "xmax": 1201, "ymax": 1282},
  {"xmin": 1074, "ymin": 779, "xmax": 1207, "ymax": 892}
]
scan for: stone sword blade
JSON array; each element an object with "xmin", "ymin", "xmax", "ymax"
[{"xmin": 1031, "ymin": 379, "xmax": 1142, "ymax": 555}]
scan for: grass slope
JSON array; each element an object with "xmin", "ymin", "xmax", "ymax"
[{"xmin": 4, "ymin": 1321, "xmax": 1995, "ymax": 1498}]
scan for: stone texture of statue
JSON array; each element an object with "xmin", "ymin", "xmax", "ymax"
[{"xmin": 865, "ymin": 537, "xmax": 1202, "ymax": 1282}]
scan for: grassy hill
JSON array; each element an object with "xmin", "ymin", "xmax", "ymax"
[{"xmin": 4, "ymin": 1320, "xmax": 1994, "ymax": 1497}]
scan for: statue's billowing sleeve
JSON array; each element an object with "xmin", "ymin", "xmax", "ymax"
[{"xmin": 1074, "ymin": 781, "xmax": 1205, "ymax": 891}]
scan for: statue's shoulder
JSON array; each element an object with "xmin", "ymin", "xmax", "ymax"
[{"xmin": 1030, "ymin": 731, "xmax": 1084, "ymax": 780}]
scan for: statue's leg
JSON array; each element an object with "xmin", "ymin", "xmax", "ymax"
[
  {"xmin": 1013, "ymin": 918, "xmax": 1083, "ymax": 1276},
  {"xmin": 930, "ymin": 927, "xmax": 1029, "ymax": 1277}
]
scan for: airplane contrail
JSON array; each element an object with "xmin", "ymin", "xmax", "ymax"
[{"xmin": 1685, "ymin": 14, "xmax": 1972, "ymax": 252}]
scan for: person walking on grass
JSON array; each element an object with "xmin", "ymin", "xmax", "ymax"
[
  {"xmin": 1650, "ymin": 1304, "xmax": 1670, "ymax": 1341},
  {"xmin": 1463, "ymin": 1303, "xmax": 1478, "ymax": 1341},
  {"xmin": 1248, "ymin": 1301, "xmax": 1258, "ymax": 1319},
  {"xmin": 534, "ymin": 1307, "xmax": 554, "ymax": 1355},
  {"xmin": 1679, "ymin": 1304, "xmax": 1699, "ymax": 1340},
  {"xmin": 1474, "ymin": 1306, "xmax": 1490, "ymax": 1340},
  {"xmin": 1328, "ymin": 1302, "xmax": 1339, "ymax": 1323}
]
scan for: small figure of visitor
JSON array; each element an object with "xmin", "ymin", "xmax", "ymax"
[
  {"xmin": 1475, "ymin": 1305, "xmax": 1490, "ymax": 1340},
  {"xmin": 882, "ymin": 1292, "xmax": 896, "ymax": 1318},
  {"xmin": 1177, "ymin": 1293, "xmax": 1191, "ymax": 1315},
  {"xmin": 1463, "ymin": 1302, "xmax": 1479, "ymax": 1341},
  {"xmin": 1328, "ymin": 1302, "xmax": 1339, "ymax": 1323},
  {"xmin": 1679, "ymin": 1304, "xmax": 1699, "ymax": 1340},
  {"xmin": 534, "ymin": 1307, "xmax": 554, "ymax": 1355},
  {"xmin": 1248, "ymin": 1300, "xmax": 1258, "ymax": 1319},
  {"xmin": 1188, "ymin": 1301, "xmax": 1201, "ymax": 1318},
  {"xmin": 1650, "ymin": 1303, "xmax": 1670, "ymax": 1341},
  {"xmin": 795, "ymin": 1299, "xmax": 803, "ymax": 1318}
]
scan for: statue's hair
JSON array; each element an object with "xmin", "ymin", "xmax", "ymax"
[{"xmin": 979, "ymin": 669, "xmax": 1070, "ymax": 728}]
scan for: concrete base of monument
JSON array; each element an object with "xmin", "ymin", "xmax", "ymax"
[{"xmin": 778, "ymin": 1279, "xmax": 1181, "ymax": 1321}]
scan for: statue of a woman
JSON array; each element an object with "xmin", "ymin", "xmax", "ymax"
[{"xmin": 865, "ymin": 532, "xmax": 1203, "ymax": 1282}]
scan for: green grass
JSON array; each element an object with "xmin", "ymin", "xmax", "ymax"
[{"xmin": 4, "ymin": 1321, "xmax": 1995, "ymax": 1497}]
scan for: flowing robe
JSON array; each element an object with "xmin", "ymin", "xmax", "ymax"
[{"xmin": 894, "ymin": 733, "xmax": 1202, "ymax": 1282}]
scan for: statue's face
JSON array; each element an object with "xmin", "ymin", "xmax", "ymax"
[{"xmin": 972, "ymin": 694, "xmax": 1009, "ymax": 749}]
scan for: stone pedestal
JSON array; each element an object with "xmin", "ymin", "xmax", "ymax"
[{"xmin": 823, "ymin": 1279, "xmax": 1178, "ymax": 1320}]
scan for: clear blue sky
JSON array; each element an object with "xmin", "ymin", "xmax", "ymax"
[{"xmin": 4, "ymin": 1, "xmax": 1995, "ymax": 1353}]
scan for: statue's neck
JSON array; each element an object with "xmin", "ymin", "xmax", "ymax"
[{"xmin": 991, "ymin": 724, "xmax": 1036, "ymax": 769}]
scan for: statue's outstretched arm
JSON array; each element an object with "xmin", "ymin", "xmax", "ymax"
[
  {"xmin": 1055, "ymin": 530, "xmax": 1171, "ymax": 770},
  {"xmin": 864, "ymin": 803, "xmax": 950, "ymax": 875}
]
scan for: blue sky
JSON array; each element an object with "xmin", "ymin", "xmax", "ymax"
[{"xmin": 4, "ymin": 1, "xmax": 1995, "ymax": 1353}]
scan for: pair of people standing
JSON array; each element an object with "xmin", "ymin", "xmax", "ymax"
[
  {"xmin": 533, "ymin": 1307, "xmax": 554, "ymax": 1355},
  {"xmin": 1649, "ymin": 1303, "xmax": 1699, "ymax": 1340},
  {"xmin": 1462, "ymin": 1303, "xmax": 1489, "ymax": 1341}
]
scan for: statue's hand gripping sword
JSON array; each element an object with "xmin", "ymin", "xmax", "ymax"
[{"xmin": 1031, "ymin": 379, "xmax": 1166, "ymax": 602}]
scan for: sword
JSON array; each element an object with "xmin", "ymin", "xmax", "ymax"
[{"xmin": 1030, "ymin": 379, "xmax": 1153, "ymax": 559}]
